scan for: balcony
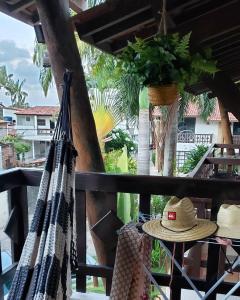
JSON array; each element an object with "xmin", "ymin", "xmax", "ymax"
[
  {"xmin": 1, "ymin": 146, "xmax": 240, "ymax": 299},
  {"xmin": 178, "ymin": 131, "xmax": 213, "ymax": 144},
  {"xmin": 37, "ymin": 129, "xmax": 54, "ymax": 136}
]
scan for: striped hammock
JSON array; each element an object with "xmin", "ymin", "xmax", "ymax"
[{"xmin": 8, "ymin": 71, "xmax": 77, "ymax": 300}]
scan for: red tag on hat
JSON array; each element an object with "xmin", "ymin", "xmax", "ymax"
[{"xmin": 168, "ymin": 212, "xmax": 176, "ymax": 220}]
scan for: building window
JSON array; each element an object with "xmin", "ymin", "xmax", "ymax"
[
  {"xmin": 233, "ymin": 122, "xmax": 240, "ymax": 135},
  {"xmin": 37, "ymin": 119, "xmax": 46, "ymax": 126},
  {"xmin": 178, "ymin": 117, "xmax": 196, "ymax": 133},
  {"xmin": 26, "ymin": 116, "xmax": 31, "ymax": 122}
]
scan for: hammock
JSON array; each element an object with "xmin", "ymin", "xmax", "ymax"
[{"xmin": 8, "ymin": 71, "xmax": 77, "ymax": 300}]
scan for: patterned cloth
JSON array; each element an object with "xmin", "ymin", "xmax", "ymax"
[
  {"xmin": 8, "ymin": 72, "xmax": 76, "ymax": 300},
  {"xmin": 110, "ymin": 223, "xmax": 151, "ymax": 300}
]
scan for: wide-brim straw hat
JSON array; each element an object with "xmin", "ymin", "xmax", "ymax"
[
  {"xmin": 142, "ymin": 197, "xmax": 217, "ymax": 242},
  {"xmin": 215, "ymin": 204, "xmax": 240, "ymax": 239}
]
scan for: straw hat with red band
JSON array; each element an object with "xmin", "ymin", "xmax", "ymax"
[
  {"xmin": 215, "ymin": 204, "xmax": 240, "ymax": 240},
  {"xmin": 142, "ymin": 197, "xmax": 217, "ymax": 242}
]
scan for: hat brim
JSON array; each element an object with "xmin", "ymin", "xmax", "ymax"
[
  {"xmin": 142, "ymin": 219, "xmax": 217, "ymax": 242},
  {"xmin": 215, "ymin": 227, "xmax": 240, "ymax": 240}
]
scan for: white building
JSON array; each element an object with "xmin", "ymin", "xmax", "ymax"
[
  {"xmin": 15, "ymin": 106, "xmax": 59, "ymax": 160},
  {"xmin": 176, "ymin": 103, "xmax": 240, "ymax": 167}
]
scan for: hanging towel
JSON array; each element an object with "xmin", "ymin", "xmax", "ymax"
[
  {"xmin": 8, "ymin": 71, "xmax": 77, "ymax": 300},
  {"xmin": 110, "ymin": 223, "xmax": 151, "ymax": 300}
]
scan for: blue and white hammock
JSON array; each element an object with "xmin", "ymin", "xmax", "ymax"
[{"xmin": 8, "ymin": 71, "xmax": 77, "ymax": 300}]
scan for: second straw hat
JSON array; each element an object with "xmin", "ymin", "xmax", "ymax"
[
  {"xmin": 142, "ymin": 197, "xmax": 217, "ymax": 242},
  {"xmin": 215, "ymin": 204, "xmax": 240, "ymax": 239}
]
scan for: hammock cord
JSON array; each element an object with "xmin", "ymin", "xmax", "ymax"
[{"xmin": 7, "ymin": 70, "xmax": 77, "ymax": 300}]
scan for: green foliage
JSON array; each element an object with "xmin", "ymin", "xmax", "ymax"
[
  {"xmin": 151, "ymin": 240, "xmax": 167, "ymax": 271},
  {"xmin": 0, "ymin": 66, "xmax": 29, "ymax": 108},
  {"xmin": 119, "ymin": 33, "xmax": 218, "ymax": 91},
  {"xmin": 1, "ymin": 134, "xmax": 31, "ymax": 160},
  {"xmin": 180, "ymin": 145, "xmax": 209, "ymax": 174},
  {"xmin": 151, "ymin": 195, "xmax": 169, "ymax": 216},
  {"xmin": 105, "ymin": 128, "xmax": 137, "ymax": 155},
  {"xmin": 103, "ymin": 149, "xmax": 137, "ymax": 174}
]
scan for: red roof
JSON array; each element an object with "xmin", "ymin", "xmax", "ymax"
[
  {"xmin": 15, "ymin": 106, "xmax": 59, "ymax": 116},
  {"xmin": 185, "ymin": 103, "xmax": 238, "ymax": 122}
]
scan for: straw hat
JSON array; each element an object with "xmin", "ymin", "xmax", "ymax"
[
  {"xmin": 142, "ymin": 197, "xmax": 217, "ymax": 242},
  {"xmin": 215, "ymin": 204, "xmax": 240, "ymax": 239}
]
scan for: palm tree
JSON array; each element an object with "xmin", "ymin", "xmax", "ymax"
[
  {"xmin": 137, "ymin": 88, "xmax": 150, "ymax": 175},
  {"xmin": 0, "ymin": 66, "xmax": 29, "ymax": 108}
]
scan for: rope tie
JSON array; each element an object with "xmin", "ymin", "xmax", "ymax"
[{"xmin": 158, "ymin": 0, "xmax": 167, "ymax": 35}]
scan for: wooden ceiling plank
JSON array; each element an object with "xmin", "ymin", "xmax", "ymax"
[
  {"xmin": 214, "ymin": 46, "xmax": 240, "ymax": 59},
  {"xmin": 75, "ymin": 0, "xmax": 151, "ymax": 37},
  {"xmin": 212, "ymin": 32, "xmax": 240, "ymax": 52},
  {"xmin": 111, "ymin": 24, "xmax": 157, "ymax": 54},
  {"xmin": 173, "ymin": 0, "xmax": 236, "ymax": 26},
  {"xmin": 174, "ymin": 1, "xmax": 240, "ymax": 46},
  {"xmin": 0, "ymin": 1, "xmax": 33, "ymax": 24},
  {"xmin": 9, "ymin": 0, "xmax": 34, "ymax": 13},
  {"xmin": 93, "ymin": 10, "xmax": 155, "ymax": 45}
]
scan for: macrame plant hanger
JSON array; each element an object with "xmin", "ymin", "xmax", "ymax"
[
  {"xmin": 158, "ymin": 0, "xmax": 167, "ymax": 36},
  {"xmin": 7, "ymin": 70, "xmax": 77, "ymax": 300}
]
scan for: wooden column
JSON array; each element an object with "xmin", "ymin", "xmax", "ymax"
[
  {"xmin": 218, "ymin": 99, "xmax": 234, "ymax": 156},
  {"xmin": 35, "ymin": 0, "xmax": 116, "ymax": 268},
  {"xmin": 204, "ymin": 71, "xmax": 240, "ymax": 121}
]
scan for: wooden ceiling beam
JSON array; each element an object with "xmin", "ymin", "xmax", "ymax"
[
  {"xmin": 214, "ymin": 46, "xmax": 240, "ymax": 60},
  {"xmin": 9, "ymin": 0, "xmax": 34, "ymax": 13},
  {"xmin": 173, "ymin": 0, "xmax": 235, "ymax": 25},
  {"xmin": 212, "ymin": 33, "xmax": 240, "ymax": 52},
  {"xmin": 204, "ymin": 72, "xmax": 240, "ymax": 121},
  {"xmin": 93, "ymin": 10, "xmax": 155, "ymax": 45},
  {"xmin": 75, "ymin": 0, "xmax": 151, "ymax": 37},
  {"xmin": 111, "ymin": 24, "xmax": 157, "ymax": 54},
  {"xmin": 0, "ymin": 1, "xmax": 33, "ymax": 24},
  {"xmin": 174, "ymin": 1, "xmax": 240, "ymax": 47}
]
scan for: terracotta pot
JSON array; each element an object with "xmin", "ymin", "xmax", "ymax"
[{"xmin": 148, "ymin": 84, "xmax": 179, "ymax": 106}]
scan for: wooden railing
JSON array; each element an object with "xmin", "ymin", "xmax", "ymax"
[
  {"xmin": 177, "ymin": 132, "xmax": 213, "ymax": 144},
  {"xmin": 1, "ymin": 167, "xmax": 240, "ymax": 299}
]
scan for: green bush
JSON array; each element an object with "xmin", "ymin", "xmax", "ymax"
[
  {"xmin": 180, "ymin": 145, "xmax": 208, "ymax": 174},
  {"xmin": 105, "ymin": 128, "xmax": 137, "ymax": 155}
]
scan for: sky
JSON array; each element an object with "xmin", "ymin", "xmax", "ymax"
[{"xmin": 0, "ymin": 12, "xmax": 58, "ymax": 106}]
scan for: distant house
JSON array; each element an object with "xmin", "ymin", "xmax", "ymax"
[
  {"xmin": 15, "ymin": 106, "xmax": 59, "ymax": 160},
  {"xmin": 0, "ymin": 103, "xmax": 17, "ymax": 137},
  {"xmin": 0, "ymin": 142, "xmax": 16, "ymax": 170},
  {"xmin": 177, "ymin": 103, "xmax": 240, "ymax": 167}
]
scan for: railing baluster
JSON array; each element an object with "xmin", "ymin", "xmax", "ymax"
[
  {"xmin": 8, "ymin": 186, "xmax": 28, "ymax": 262},
  {"xmin": 139, "ymin": 193, "xmax": 151, "ymax": 217},
  {"xmin": 75, "ymin": 190, "xmax": 87, "ymax": 292}
]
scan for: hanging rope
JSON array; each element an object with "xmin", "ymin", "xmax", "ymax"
[{"xmin": 158, "ymin": 0, "xmax": 167, "ymax": 35}]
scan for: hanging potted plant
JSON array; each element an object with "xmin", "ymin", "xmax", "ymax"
[{"xmin": 119, "ymin": 32, "xmax": 218, "ymax": 106}]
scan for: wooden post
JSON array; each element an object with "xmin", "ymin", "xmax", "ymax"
[
  {"xmin": 8, "ymin": 186, "xmax": 28, "ymax": 262},
  {"xmin": 35, "ymin": 0, "xmax": 117, "ymax": 267},
  {"xmin": 218, "ymin": 99, "xmax": 234, "ymax": 156}
]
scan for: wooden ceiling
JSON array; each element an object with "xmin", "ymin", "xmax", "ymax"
[
  {"xmin": 1, "ymin": 0, "xmax": 240, "ymax": 119},
  {"xmin": 0, "ymin": 0, "xmax": 85, "ymax": 25},
  {"xmin": 73, "ymin": 0, "xmax": 240, "ymax": 94}
]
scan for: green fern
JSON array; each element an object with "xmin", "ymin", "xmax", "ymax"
[{"xmin": 175, "ymin": 32, "xmax": 191, "ymax": 58}]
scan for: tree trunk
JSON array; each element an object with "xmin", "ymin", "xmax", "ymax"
[
  {"xmin": 36, "ymin": 0, "xmax": 116, "ymax": 267},
  {"xmin": 137, "ymin": 108, "xmax": 150, "ymax": 175},
  {"xmin": 218, "ymin": 98, "xmax": 234, "ymax": 156},
  {"xmin": 163, "ymin": 101, "xmax": 178, "ymax": 176}
]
